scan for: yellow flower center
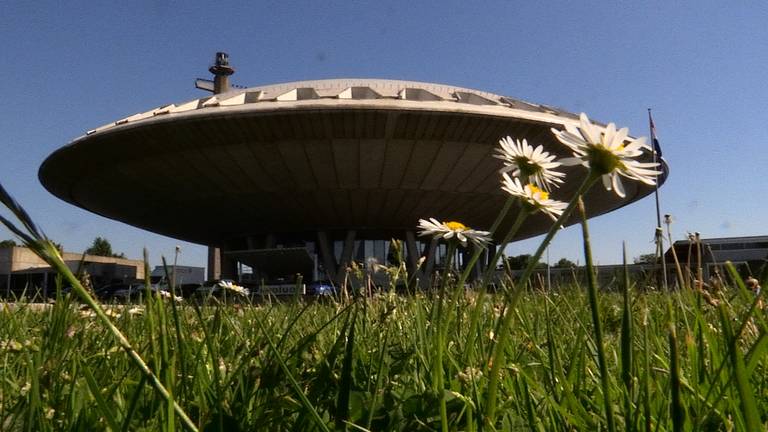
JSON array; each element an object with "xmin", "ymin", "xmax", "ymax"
[
  {"xmin": 514, "ymin": 157, "xmax": 541, "ymax": 177},
  {"xmin": 586, "ymin": 145, "xmax": 622, "ymax": 175},
  {"xmin": 599, "ymin": 133, "xmax": 624, "ymax": 152},
  {"xmin": 527, "ymin": 184, "xmax": 549, "ymax": 200},
  {"xmin": 444, "ymin": 221, "xmax": 467, "ymax": 231}
]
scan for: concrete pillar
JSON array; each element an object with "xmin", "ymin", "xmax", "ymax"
[
  {"xmin": 486, "ymin": 243, "xmax": 497, "ymax": 270},
  {"xmin": 421, "ymin": 238, "xmax": 439, "ymax": 288},
  {"xmin": 207, "ymin": 246, "xmax": 221, "ymax": 281},
  {"xmin": 317, "ymin": 231, "xmax": 337, "ymax": 281},
  {"xmin": 486, "ymin": 243, "xmax": 498, "ymax": 287},
  {"xmin": 460, "ymin": 247, "xmax": 471, "ymax": 277},
  {"xmin": 337, "ymin": 230, "xmax": 357, "ymax": 283},
  {"xmin": 404, "ymin": 231, "xmax": 420, "ymax": 274},
  {"xmin": 469, "ymin": 243, "xmax": 482, "ymax": 281},
  {"xmin": 220, "ymin": 252, "xmax": 238, "ymax": 280},
  {"xmin": 246, "ymin": 236, "xmax": 257, "ymax": 250}
]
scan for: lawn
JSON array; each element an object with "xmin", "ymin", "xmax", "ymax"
[
  {"xmin": 2, "ymin": 113, "xmax": 766, "ymax": 430},
  {"xmin": 1, "ymin": 279, "xmax": 766, "ymax": 431}
]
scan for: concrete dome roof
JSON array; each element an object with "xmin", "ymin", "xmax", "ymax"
[{"xmin": 39, "ymin": 78, "xmax": 667, "ymax": 245}]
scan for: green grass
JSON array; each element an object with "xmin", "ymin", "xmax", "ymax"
[
  {"xmin": 1, "ymin": 283, "xmax": 766, "ymax": 431},
  {"xmin": 1, "ymin": 135, "xmax": 766, "ymax": 430}
]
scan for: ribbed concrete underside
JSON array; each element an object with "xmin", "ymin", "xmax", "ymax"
[{"xmin": 40, "ymin": 84, "xmax": 666, "ymax": 247}]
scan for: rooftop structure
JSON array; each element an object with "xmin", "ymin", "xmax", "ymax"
[{"xmin": 39, "ymin": 54, "xmax": 668, "ymax": 284}]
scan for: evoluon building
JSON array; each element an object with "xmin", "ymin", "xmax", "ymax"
[{"xmin": 39, "ymin": 54, "xmax": 668, "ymax": 284}]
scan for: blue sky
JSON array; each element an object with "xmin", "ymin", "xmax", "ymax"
[{"xmin": 1, "ymin": 1, "xmax": 766, "ymax": 268}]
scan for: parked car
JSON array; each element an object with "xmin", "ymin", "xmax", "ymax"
[
  {"xmin": 95, "ymin": 282, "xmax": 150, "ymax": 302},
  {"xmin": 95, "ymin": 282, "xmax": 181, "ymax": 303},
  {"xmin": 307, "ymin": 280, "xmax": 336, "ymax": 297}
]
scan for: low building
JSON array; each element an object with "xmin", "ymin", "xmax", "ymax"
[
  {"xmin": 0, "ymin": 246, "xmax": 144, "ymax": 298},
  {"xmin": 504, "ymin": 263, "xmax": 662, "ymax": 291},
  {"xmin": 665, "ymin": 235, "xmax": 768, "ymax": 283},
  {"xmin": 150, "ymin": 265, "xmax": 205, "ymax": 285}
]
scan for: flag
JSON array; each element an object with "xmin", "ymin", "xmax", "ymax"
[{"xmin": 648, "ymin": 111, "xmax": 662, "ymax": 157}]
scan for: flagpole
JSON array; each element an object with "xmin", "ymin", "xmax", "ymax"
[{"xmin": 648, "ymin": 108, "xmax": 668, "ymax": 290}]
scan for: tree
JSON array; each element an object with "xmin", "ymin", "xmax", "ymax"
[
  {"xmin": 85, "ymin": 237, "xmax": 125, "ymax": 258},
  {"xmin": 634, "ymin": 253, "xmax": 657, "ymax": 265},
  {"xmin": 504, "ymin": 254, "xmax": 545, "ymax": 270},
  {"xmin": 554, "ymin": 258, "xmax": 577, "ymax": 268},
  {"xmin": 0, "ymin": 239, "xmax": 17, "ymax": 248}
]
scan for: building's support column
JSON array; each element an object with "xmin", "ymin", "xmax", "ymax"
[
  {"xmin": 246, "ymin": 236, "xmax": 257, "ymax": 250},
  {"xmin": 421, "ymin": 238, "xmax": 439, "ymax": 289},
  {"xmin": 486, "ymin": 243, "xmax": 498, "ymax": 287},
  {"xmin": 469, "ymin": 243, "xmax": 482, "ymax": 281},
  {"xmin": 244, "ymin": 235, "xmax": 263, "ymax": 283},
  {"xmin": 220, "ymin": 250, "xmax": 238, "ymax": 280},
  {"xmin": 42, "ymin": 272, "xmax": 49, "ymax": 299},
  {"xmin": 486, "ymin": 243, "xmax": 497, "ymax": 270},
  {"xmin": 404, "ymin": 231, "xmax": 420, "ymax": 275},
  {"xmin": 5, "ymin": 273, "xmax": 9, "ymax": 298},
  {"xmin": 207, "ymin": 246, "xmax": 221, "ymax": 281},
  {"xmin": 479, "ymin": 244, "xmax": 490, "ymax": 274},
  {"xmin": 317, "ymin": 231, "xmax": 337, "ymax": 282},
  {"xmin": 460, "ymin": 247, "xmax": 471, "ymax": 284},
  {"xmin": 264, "ymin": 234, "xmax": 276, "ymax": 249},
  {"xmin": 336, "ymin": 230, "xmax": 357, "ymax": 284}
]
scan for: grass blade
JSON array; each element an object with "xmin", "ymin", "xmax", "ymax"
[
  {"xmin": 336, "ymin": 307, "xmax": 358, "ymax": 430},
  {"xmin": 252, "ymin": 307, "xmax": 331, "ymax": 432},
  {"xmin": 621, "ymin": 243, "xmax": 634, "ymax": 432},
  {"xmin": 578, "ymin": 197, "xmax": 616, "ymax": 432},
  {"xmin": 0, "ymin": 184, "xmax": 198, "ymax": 431},
  {"xmin": 667, "ymin": 300, "xmax": 685, "ymax": 432},
  {"xmin": 80, "ymin": 355, "xmax": 122, "ymax": 431}
]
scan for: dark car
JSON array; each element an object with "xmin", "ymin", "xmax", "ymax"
[
  {"xmin": 95, "ymin": 282, "xmax": 148, "ymax": 302},
  {"xmin": 307, "ymin": 280, "xmax": 336, "ymax": 297},
  {"xmin": 95, "ymin": 282, "xmax": 180, "ymax": 303}
]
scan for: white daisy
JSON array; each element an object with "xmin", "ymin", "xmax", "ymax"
[
  {"xmin": 551, "ymin": 113, "xmax": 661, "ymax": 198},
  {"xmin": 217, "ymin": 280, "xmax": 250, "ymax": 296},
  {"xmin": 501, "ymin": 174, "xmax": 568, "ymax": 221},
  {"xmin": 157, "ymin": 290, "xmax": 183, "ymax": 302},
  {"xmin": 494, "ymin": 137, "xmax": 565, "ymax": 191},
  {"xmin": 417, "ymin": 218, "xmax": 491, "ymax": 247}
]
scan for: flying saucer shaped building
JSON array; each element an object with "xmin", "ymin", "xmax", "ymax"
[{"xmin": 40, "ymin": 55, "xmax": 668, "ymax": 284}]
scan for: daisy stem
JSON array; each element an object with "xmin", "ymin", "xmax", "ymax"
[
  {"xmin": 460, "ymin": 207, "xmax": 527, "ymax": 364},
  {"xmin": 456, "ymin": 197, "xmax": 515, "ymax": 290},
  {"xmin": 578, "ymin": 196, "xmax": 617, "ymax": 432},
  {"xmin": 483, "ymin": 171, "xmax": 599, "ymax": 426},
  {"xmin": 435, "ymin": 241, "xmax": 457, "ymax": 432}
]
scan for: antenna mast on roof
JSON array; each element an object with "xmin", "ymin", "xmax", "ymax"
[
  {"xmin": 196, "ymin": 52, "xmax": 237, "ymax": 94},
  {"xmin": 209, "ymin": 52, "xmax": 234, "ymax": 94}
]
